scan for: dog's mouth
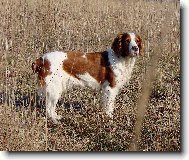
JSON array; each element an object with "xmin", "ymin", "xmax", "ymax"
[{"xmin": 130, "ymin": 50, "xmax": 139, "ymax": 57}]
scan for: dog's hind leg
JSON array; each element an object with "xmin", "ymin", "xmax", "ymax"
[{"xmin": 45, "ymin": 82, "xmax": 63, "ymax": 123}]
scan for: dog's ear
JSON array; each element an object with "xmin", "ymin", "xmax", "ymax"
[
  {"xmin": 111, "ymin": 33, "xmax": 123, "ymax": 56},
  {"xmin": 136, "ymin": 34, "xmax": 144, "ymax": 56}
]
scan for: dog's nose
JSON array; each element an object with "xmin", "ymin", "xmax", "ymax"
[{"xmin": 132, "ymin": 46, "xmax": 138, "ymax": 51}]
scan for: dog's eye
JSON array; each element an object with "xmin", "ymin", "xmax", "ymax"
[{"xmin": 126, "ymin": 39, "xmax": 130, "ymax": 43}]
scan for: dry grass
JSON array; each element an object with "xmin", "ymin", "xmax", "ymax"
[{"xmin": 0, "ymin": 0, "xmax": 180, "ymax": 151}]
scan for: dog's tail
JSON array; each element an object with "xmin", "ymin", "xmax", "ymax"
[
  {"xmin": 32, "ymin": 57, "xmax": 51, "ymax": 88},
  {"xmin": 32, "ymin": 57, "xmax": 51, "ymax": 75},
  {"xmin": 32, "ymin": 57, "xmax": 41, "ymax": 73}
]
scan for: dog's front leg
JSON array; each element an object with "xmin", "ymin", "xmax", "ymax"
[{"xmin": 101, "ymin": 86, "xmax": 119, "ymax": 119}]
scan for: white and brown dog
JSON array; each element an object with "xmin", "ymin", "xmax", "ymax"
[{"xmin": 32, "ymin": 32, "xmax": 143, "ymax": 123}]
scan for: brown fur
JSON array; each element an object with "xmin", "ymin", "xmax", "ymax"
[
  {"xmin": 32, "ymin": 33, "xmax": 142, "ymax": 88},
  {"xmin": 136, "ymin": 34, "xmax": 143, "ymax": 56},
  {"xmin": 111, "ymin": 33, "xmax": 143, "ymax": 57},
  {"xmin": 63, "ymin": 51, "xmax": 116, "ymax": 88},
  {"xmin": 32, "ymin": 57, "xmax": 51, "ymax": 87}
]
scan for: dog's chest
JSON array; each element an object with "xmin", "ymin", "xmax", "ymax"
[{"xmin": 112, "ymin": 57, "xmax": 136, "ymax": 88}]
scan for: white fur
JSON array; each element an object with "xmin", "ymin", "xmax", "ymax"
[
  {"xmin": 107, "ymin": 48, "xmax": 136, "ymax": 86},
  {"xmin": 78, "ymin": 73, "xmax": 100, "ymax": 90},
  {"xmin": 128, "ymin": 32, "xmax": 139, "ymax": 56},
  {"xmin": 101, "ymin": 48, "xmax": 137, "ymax": 118},
  {"xmin": 39, "ymin": 34, "xmax": 139, "ymax": 123}
]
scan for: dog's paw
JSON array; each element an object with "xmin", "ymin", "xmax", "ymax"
[
  {"xmin": 52, "ymin": 115, "xmax": 62, "ymax": 124},
  {"xmin": 56, "ymin": 115, "xmax": 62, "ymax": 120}
]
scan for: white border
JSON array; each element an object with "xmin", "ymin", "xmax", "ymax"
[
  {"xmin": 181, "ymin": 0, "xmax": 189, "ymax": 160},
  {"xmin": 0, "ymin": 1, "xmax": 187, "ymax": 160}
]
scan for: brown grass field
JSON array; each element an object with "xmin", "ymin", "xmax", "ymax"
[{"xmin": 0, "ymin": 0, "xmax": 180, "ymax": 151}]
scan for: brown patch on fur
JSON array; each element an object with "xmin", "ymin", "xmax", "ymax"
[
  {"xmin": 111, "ymin": 33, "xmax": 124, "ymax": 56},
  {"xmin": 106, "ymin": 67, "xmax": 116, "ymax": 88},
  {"xmin": 32, "ymin": 57, "xmax": 51, "ymax": 87},
  {"xmin": 111, "ymin": 32, "xmax": 143, "ymax": 57},
  {"xmin": 121, "ymin": 33, "xmax": 132, "ymax": 57},
  {"xmin": 63, "ymin": 51, "xmax": 116, "ymax": 88},
  {"xmin": 111, "ymin": 33, "xmax": 130, "ymax": 57},
  {"xmin": 135, "ymin": 34, "xmax": 143, "ymax": 56}
]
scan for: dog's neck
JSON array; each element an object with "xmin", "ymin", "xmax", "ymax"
[
  {"xmin": 107, "ymin": 48, "xmax": 136, "ymax": 68},
  {"xmin": 107, "ymin": 48, "xmax": 137, "ymax": 87}
]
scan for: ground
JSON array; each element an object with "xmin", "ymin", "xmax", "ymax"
[{"xmin": 0, "ymin": 0, "xmax": 180, "ymax": 151}]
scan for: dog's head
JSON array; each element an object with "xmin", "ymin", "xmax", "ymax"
[{"xmin": 111, "ymin": 32, "xmax": 143, "ymax": 57}]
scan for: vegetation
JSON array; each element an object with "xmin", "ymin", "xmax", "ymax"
[{"xmin": 0, "ymin": 0, "xmax": 180, "ymax": 151}]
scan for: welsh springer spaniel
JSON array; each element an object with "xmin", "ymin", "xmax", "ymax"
[{"xmin": 32, "ymin": 32, "xmax": 143, "ymax": 123}]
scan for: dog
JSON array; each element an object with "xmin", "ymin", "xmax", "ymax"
[{"xmin": 32, "ymin": 32, "xmax": 143, "ymax": 123}]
